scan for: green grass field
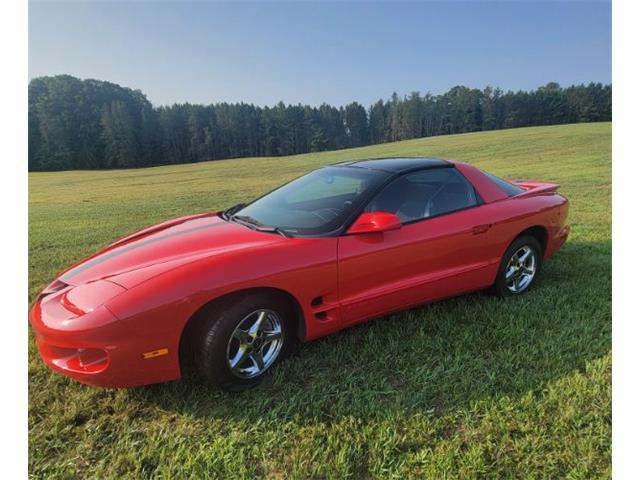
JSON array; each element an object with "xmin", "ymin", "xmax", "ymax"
[{"xmin": 29, "ymin": 123, "xmax": 612, "ymax": 478}]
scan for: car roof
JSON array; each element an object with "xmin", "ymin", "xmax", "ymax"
[{"xmin": 335, "ymin": 157, "xmax": 452, "ymax": 173}]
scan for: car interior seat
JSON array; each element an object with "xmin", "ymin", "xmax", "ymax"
[
  {"xmin": 396, "ymin": 183, "xmax": 430, "ymax": 222},
  {"xmin": 428, "ymin": 182, "xmax": 473, "ymax": 217},
  {"xmin": 367, "ymin": 178, "xmax": 409, "ymax": 216}
]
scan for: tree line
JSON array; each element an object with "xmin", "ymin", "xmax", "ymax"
[{"xmin": 28, "ymin": 75, "xmax": 612, "ymax": 171}]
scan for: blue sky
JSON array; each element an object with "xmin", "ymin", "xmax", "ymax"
[{"xmin": 29, "ymin": 1, "xmax": 611, "ymax": 107}]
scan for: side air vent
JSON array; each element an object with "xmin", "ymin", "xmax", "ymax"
[{"xmin": 311, "ymin": 296, "xmax": 323, "ymax": 307}]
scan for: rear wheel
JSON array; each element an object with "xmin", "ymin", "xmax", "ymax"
[
  {"xmin": 493, "ymin": 235, "xmax": 542, "ymax": 297},
  {"xmin": 192, "ymin": 292, "xmax": 294, "ymax": 391}
]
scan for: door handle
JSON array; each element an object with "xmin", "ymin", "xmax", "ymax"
[{"xmin": 472, "ymin": 224, "xmax": 492, "ymax": 234}]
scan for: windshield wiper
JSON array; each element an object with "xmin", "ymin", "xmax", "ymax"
[
  {"xmin": 254, "ymin": 225, "xmax": 291, "ymax": 238},
  {"xmin": 221, "ymin": 203, "xmax": 246, "ymax": 220},
  {"xmin": 231, "ymin": 214, "xmax": 261, "ymax": 226},
  {"xmin": 230, "ymin": 214, "xmax": 291, "ymax": 238}
]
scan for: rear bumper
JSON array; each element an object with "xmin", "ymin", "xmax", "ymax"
[
  {"xmin": 29, "ymin": 294, "xmax": 180, "ymax": 388},
  {"xmin": 545, "ymin": 224, "xmax": 570, "ymax": 259}
]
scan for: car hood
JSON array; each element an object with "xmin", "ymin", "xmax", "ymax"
[{"xmin": 58, "ymin": 212, "xmax": 285, "ymax": 288}]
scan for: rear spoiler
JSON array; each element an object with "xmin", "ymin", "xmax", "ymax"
[{"xmin": 511, "ymin": 180, "xmax": 560, "ymax": 197}]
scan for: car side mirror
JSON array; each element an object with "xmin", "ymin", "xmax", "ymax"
[{"xmin": 347, "ymin": 212, "xmax": 402, "ymax": 235}]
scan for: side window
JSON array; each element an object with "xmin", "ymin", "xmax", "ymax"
[{"xmin": 365, "ymin": 168, "xmax": 478, "ymax": 223}]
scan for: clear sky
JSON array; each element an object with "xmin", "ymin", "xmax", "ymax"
[{"xmin": 29, "ymin": 1, "xmax": 611, "ymax": 107}]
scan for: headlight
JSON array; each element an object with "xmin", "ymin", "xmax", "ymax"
[
  {"xmin": 37, "ymin": 279, "xmax": 69, "ymax": 300},
  {"xmin": 60, "ymin": 280, "xmax": 126, "ymax": 316}
]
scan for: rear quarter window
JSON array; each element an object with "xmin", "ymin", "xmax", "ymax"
[{"xmin": 482, "ymin": 171, "xmax": 526, "ymax": 197}]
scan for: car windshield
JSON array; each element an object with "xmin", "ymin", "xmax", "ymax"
[{"xmin": 230, "ymin": 166, "xmax": 391, "ymax": 236}]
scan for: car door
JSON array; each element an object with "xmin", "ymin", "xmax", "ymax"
[{"xmin": 337, "ymin": 167, "xmax": 498, "ymax": 325}]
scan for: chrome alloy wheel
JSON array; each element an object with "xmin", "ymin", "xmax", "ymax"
[
  {"xmin": 226, "ymin": 309, "xmax": 284, "ymax": 379},
  {"xmin": 505, "ymin": 245, "xmax": 537, "ymax": 293}
]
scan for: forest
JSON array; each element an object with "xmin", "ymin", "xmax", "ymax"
[{"xmin": 28, "ymin": 75, "xmax": 612, "ymax": 171}]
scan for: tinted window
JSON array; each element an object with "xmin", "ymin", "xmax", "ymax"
[
  {"xmin": 234, "ymin": 166, "xmax": 390, "ymax": 235},
  {"xmin": 482, "ymin": 171, "xmax": 525, "ymax": 197},
  {"xmin": 365, "ymin": 168, "xmax": 478, "ymax": 222}
]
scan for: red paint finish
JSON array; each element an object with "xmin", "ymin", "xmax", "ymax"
[
  {"xmin": 347, "ymin": 212, "xmax": 402, "ymax": 234},
  {"xmin": 338, "ymin": 205, "xmax": 500, "ymax": 325},
  {"xmin": 29, "ymin": 160, "xmax": 570, "ymax": 388}
]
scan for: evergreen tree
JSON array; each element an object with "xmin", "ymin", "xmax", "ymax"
[
  {"xmin": 28, "ymin": 75, "xmax": 613, "ymax": 171},
  {"xmin": 344, "ymin": 102, "xmax": 368, "ymax": 147}
]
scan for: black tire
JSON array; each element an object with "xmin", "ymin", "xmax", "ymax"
[
  {"xmin": 493, "ymin": 235, "xmax": 542, "ymax": 297},
  {"xmin": 191, "ymin": 292, "xmax": 295, "ymax": 392}
]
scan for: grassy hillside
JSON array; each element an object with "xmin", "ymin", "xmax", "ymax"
[{"xmin": 29, "ymin": 123, "xmax": 611, "ymax": 478}]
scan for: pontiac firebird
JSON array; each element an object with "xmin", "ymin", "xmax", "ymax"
[{"xmin": 30, "ymin": 158, "xmax": 569, "ymax": 391}]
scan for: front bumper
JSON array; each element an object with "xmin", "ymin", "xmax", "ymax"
[{"xmin": 29, "ymin": 286, "xmax": 180, "ymax": 388}]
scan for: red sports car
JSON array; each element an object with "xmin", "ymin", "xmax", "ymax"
[{"xmin": 30, "ymin": 158, "xmax": 569, "ymax": 391}]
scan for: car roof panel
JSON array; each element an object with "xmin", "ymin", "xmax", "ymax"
[{"xmin": 337, "ymin": 157, "xmax": 451, "ymax": 173}]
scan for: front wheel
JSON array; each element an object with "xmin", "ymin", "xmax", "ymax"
[
  {"xmin": 193, "ymin": 292, "xmax": 294, "ymax": 391},
  {"xmin": 493, "ymin": 235, "xmax": 542, "ymax": 297}
]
